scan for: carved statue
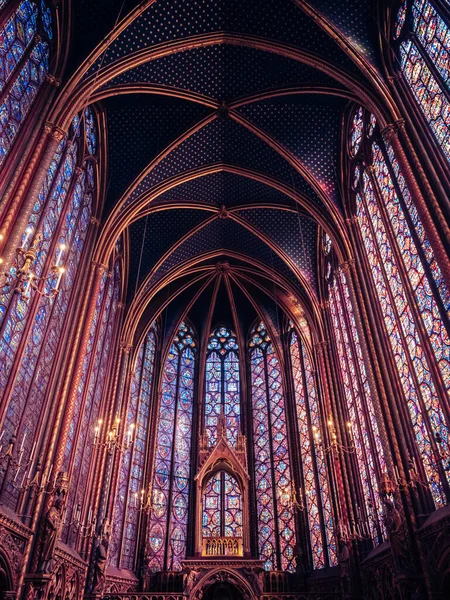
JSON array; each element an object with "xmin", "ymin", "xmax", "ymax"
[
  {"xmin": 382, "ymin": 497, "xmax": 407, "ymax": 571},
  {"xmin": 183, "ymin": 568, "xmax": 200, "ymax": 596},
  {"xmin": 242, "ymin": 567, "xmax": 264, "ymax": 596},
  {"xmin": 338, "ymin": 540, "xmax": 351, "ymax": 594},
  {"xmin": 37, "ymin": 496, "xmax": 64, "ymax": 574},
  {"xmin": 92, "ymin": 532, "xmax": 109, "ymax": 593},
  {"xmin": 293, "ymin": 542, "xmax": 305, "ymax": 575}
]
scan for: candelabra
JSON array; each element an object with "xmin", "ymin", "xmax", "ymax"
[
  {"xmin": 0, "ymin": 229, "xmax": 66, "ymax": 300},
  {"xmin": 93, "ymin": 415, "xmax": 135, "ymax": 454},
  {"xmin": 312, "ymin": 418, "xmax": 355, "ymax": 455},
  {"xmin": 66, "ymin": 502, "xmax": 97, "ymax": 538},
  {"xmin": 131, "ymin": 484, "xmax": 152, "ymax": 513}
]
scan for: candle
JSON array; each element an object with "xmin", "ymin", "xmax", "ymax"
[
  {"xmin": 87, "ymin": 507, "xmax": 92, "ymax": 523},
  {"xmin": 0, "ymin": 430, "xmax": 4, "ymax": 445},
  {"xmin": 47, "ymin": 463, "xmax": 53, "ymax": 484},
  {"xmin": 21, "ymin": 469, "xmax": 27, "ymax": 488},
  {"xmin": 54, "ymin": 267, "xmax": 65, "ymax": 291},
  {"xmin": 20, "ymin": 431, "xmax": 27, "ymax": 452},
  {"xmin": 55, "ymin": 243, "xmax": 66, "ymax": 267},
  {"xmin": 22, "ymin": 227, "xmax": 33, "ymax": 249},
  {"xmin": 24, "ymin": 273, "xmax": 33, "ymax": 297}
]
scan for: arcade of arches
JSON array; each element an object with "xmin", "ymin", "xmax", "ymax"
[{"xmin": 0, "ymin": 1, "xmax": 449, "ymax": 599}]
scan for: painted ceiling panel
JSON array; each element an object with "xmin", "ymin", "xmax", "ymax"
[
  {"xmin": 104, "ymin": 95, "xmax": 212, "ymax": 213},
  {"xmin": 152, "ymin": 171, "xmax": 297, "ymax": 208},
  {"xmin": 236, "ymin": 208, "xmax": 317, "ymax": 289},
  {"xmin": 143, "ymin": 218, "xmax": 304, "ymax": 293},
  {"xmin": 103, "ymin": 45, "xmax": 342, "ymax": 102},
  {"xmin": 237, "ymin": 95, "xmax": 345, "ymax": 206},
  {"xmin": 123, "ymin": 115, "xmax": 323, "ymax": 211},
  {"xmin": 126, "ymin": 208, "xmax": 209, "ymax": 298},
  {"xmin": 85, "ymin": 0, "xmax": 361, "ymax": 78}
]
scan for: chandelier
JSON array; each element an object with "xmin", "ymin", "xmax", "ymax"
[{"xmin": 0, "ymin": 228, "xmax": 66, "ymax": 300}]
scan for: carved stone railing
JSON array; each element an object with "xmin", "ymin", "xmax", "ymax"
[
  {"xmin": 202, "ymin": 536, "xmax": 243, "ymax": 556},
  {"xmin": 103, "ymin": 594, "xmax": 183, "ymax": 600}
]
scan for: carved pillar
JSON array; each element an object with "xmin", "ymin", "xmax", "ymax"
[
  {"xmin": 381, "ymin": 121, "xmax": 450, "ymax": 292},
  {"xmin": 0, "ymin": 124, "xmax": 67, "ymax": 269}
]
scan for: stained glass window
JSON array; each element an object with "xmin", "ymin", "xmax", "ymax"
[
  {"xmin": 109, "ymin": 325, "xmax": 157, "ymax": 569},
  {"xmin": 62, "ymin": 260, "xmax": 121, "ymax": 548},
  {"xmin": 0, "ymin": 112, "xmax": 98, "ymax": 511},
  {"xmin": 205, "ymin": 327, "xmax": 240, "ymax": 446},
  {"xmin": 148, "ymin": 322, "xmax": 196, "ymax": 572},
  {"xmin": 0, "ymin": 1, "xmax": 53, "ymax": 165},
  {"xmin": 202, "ymin": 471, "xmax": 243, "ymax": 540},
  {"xmin": 350, "ymin": 107, "xmax": 450, "ymax": 507},
  {"xmin": 395, "ymin": 1, "xmax": 450, "ymax": 162},
  {"xmin": 329, "ymin": 274, "xmax": 386, "ymax": 545},
  {"xmin": 289, "ymin": 329, "xmax": 337, "ymax": 568},
  {"xmin": 250, "ymin": 322, "xmax": 296, "ymax": 572}
]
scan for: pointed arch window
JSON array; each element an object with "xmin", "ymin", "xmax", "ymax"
[
  {"xmin": 250, "ymin": 322, "xmax": 296, "ymax": 572},
  {"xmin": 205, "ymin": 326, "xmax": 240, "ymax": 447},
  {"xmin": 288, "ymin": 328, "xmax": 337, "ymax": 569},
  {"xmin": 202, "ymin": 471, "xmax": 243, "ymax": 540},
  {"xmin": 394, "ymin": 0, "xmax": 450, "ymax": 161},
  {"xmin": 62, "ymin": 256, "xmax": 122, "ymax": 548},
  {"xmin": 0, "ymin": 0, "xmax": 53, "ymax": 165},
  {"xmin": 328, "ymin": 271, "xmax": 386, "ymax": 545},
  {"xmin": 148, "ymin": 322, "xmax": 196, "ymax": 572},
  {"xmin": 350, "ymin": 108, "xmax": 450, "ymax": 507},
  {"xmin": 110, "ymin": 323, "xmax": 157, "ymax": 570},
  {"xmin": 0, "ymin": 109, "xmax": 99, "ymax": 511}
]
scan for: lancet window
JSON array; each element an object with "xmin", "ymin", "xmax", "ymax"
[
  {"xmin": 0, "ymin": 109, "xmax": 99, "ymax": 511},
  {"xmin": 350, "ymin": 107, "xmax": 450, "ymax": 508},
  {"xmin": 110, "ymin": 323, "xmax": 157, "ymax": 570},
  {"xmin": 250, "ymin": 322, "xmax": 296, "ymax": 572},
  {"xmin": 0, "ymin": 0, "xmax": 53, "ymax": 165},
  {"xmin": 62, "ymin": 256, "xmax": 122, "ymax": 548},
  {"xmin": 328, "ymin": 268, "xmax": 386, "ymax": 546},
  {"xmin": 204, "ymin": 326, "xmax": 240, "ymax": 447},
  {"xmin": 202, "ymin": 471, "xmax": 243, "ymax": 544},
  {"xmin": 394, "ymin": 0, "xmax": 450, "ymax": 161},
  {"xmin": 147, "ymin": 322, "xmax": 196, "ymax": 572},
  {"xmin": 288, "ymin": 328, "xmax": 337, "ymax": 569}
]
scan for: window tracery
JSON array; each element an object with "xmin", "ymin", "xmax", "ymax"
[
  {"xmin": 350, "ymin": 107, "xmax": 450, "ymax": 507},
  {"xmin": 0, "ymin": 0, "xmax": 53, "ymax": 165},
  {"xmin": 394, "ymin": 0, "xmax": 450, "ymax": 161},
  {"xmin": 289, "ymin": 329, "xmax": 337, "ymax": 568},
  {"xmin": 250, "ymin": 322, "xmax": 296, "ymax": 572},
  {"xmin": 328, "ymin": 272, "xmax": 386, "ymax": 545},
  {"xmin": 202, "ymin": 471, "xmax": 243, "ymax": 541},
  {"xmin": 148, "ymin": 322, "xmax": 196, "ymax": 572},
  {"xmin": 0, "ymin": 109, "xmax": 99, "ymax": 511},
  {"xmin": 205, "ymin": 326, "xmax": 240, "ymax": 447},
  {"xmin": 110, "ymin": 324, "xmax": 157, "ymax": 570}
]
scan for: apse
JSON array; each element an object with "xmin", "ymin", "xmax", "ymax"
[{"xmin": 0, "ymin": 1, "xmax": 449, "ymax": 600}]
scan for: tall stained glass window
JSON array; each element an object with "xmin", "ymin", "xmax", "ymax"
[
  {"xmin": 148, "ymin": 322, "xmax": 196, "ymax": 572},
  {"xmin": 328, "ymin": 271, "xmax": 386, "ymax": 545},
  {"xmin": 110, "ymin": 324, "xmax": 157, "ymax": 569},
  {"xmin": 0, "ymin": 0, "xmax": 53, "ymax": 165},
  {"xmin": 350, "ymin": 107, "xmax": 450, "ymax": 507},
  {"xmin": 0, "ymin": 109, "xmax": 99, "ymax": 511},
  {"xmin": 289, "ymin": 328, "xmax": 337, "ymax": 569},
  {"xmin": 62, "ymin": 257, "xmax": 121, "ymax": 548},
  {"xmin": 394, "ymin": 0, "xmax": 450, "ymax": 161},
  {"xmin": 202, "ymin": 471, "xmax": 243, "ymax": 541},
  {"xmin": 250, "ymin": 322, "xmax": 296, "ymax": 572},
  {"xmin": 204, "ymin": 326, "xmax": 240, "ymax": 446}
]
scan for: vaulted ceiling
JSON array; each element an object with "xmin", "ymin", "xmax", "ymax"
[{"xmin": 64, "ymin": 0, "xmax": 394, "ymax": 345}]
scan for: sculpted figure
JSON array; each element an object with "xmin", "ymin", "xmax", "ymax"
[
  {"xmin": 92, "ymin": 532, "xmax": 109, "ymax": 593},
  {"xmin": 383, "ymin": 497, "xmax": 407, "ymax": 571},
  {"xmin": 37, "ymin": 496, "xmax": 64, "ymax": 574}
]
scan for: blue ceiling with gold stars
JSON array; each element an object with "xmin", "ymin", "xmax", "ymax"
[{"xmin": 67, "ymin": 0, "xmax": 385, "ymax": 325}]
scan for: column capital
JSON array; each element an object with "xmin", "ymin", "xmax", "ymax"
[
  {"xmin": 91, "ymin": 260, "xmax": 109, "ymax": 274},
  {"xmin": 49, "ymin": 126, "xmax": 67, "ymax": 142},
  {"xmin": 90, "ymin": 216, "xmax": 101, "ymax": 227},
  {"xmin": 381, "ymin": 119, "xmax": 405, "ymax": 141},
  {"xmin": 45, "ymin": 73, "xmax": 61, "ymax": 88},
  {"xmin": 120, "ymin": 342, "xmax": 133, "ymax": 354},
  {"xmin": 313, "ymin": 340, "xmax": 328, "ymax": 349},
  {"xmin": 339, "ymin": 259, "xmax": 355, "ymax": 273}
]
